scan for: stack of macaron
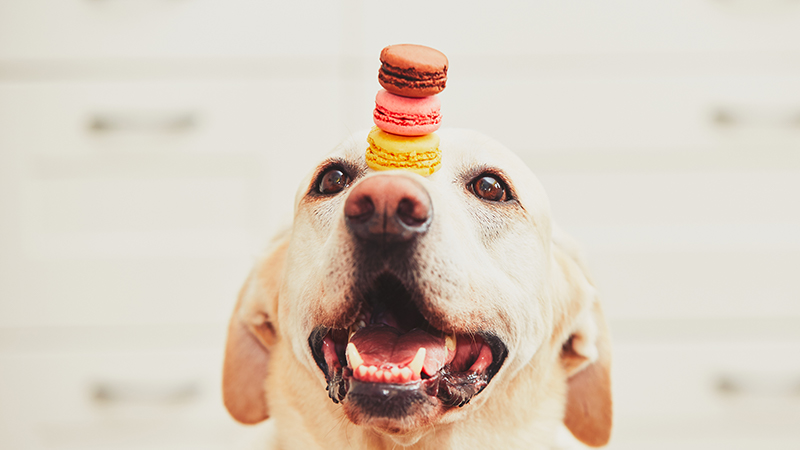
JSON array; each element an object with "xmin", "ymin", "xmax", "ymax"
[{"xmin": 366, "ymin": 44, "xmax": 448, "ymax": 176}]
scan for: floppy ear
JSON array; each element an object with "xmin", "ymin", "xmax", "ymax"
[
  {"xmin": 552, "ymin": 234, "xmax": 613, "ymax": 447},
  {"xmin": 561, "ymin": 302, "xmax": 612, "ymax": 447},
  {"xmin": 222, "ymin": 235, "xmax": 289, "ymax": 424}
]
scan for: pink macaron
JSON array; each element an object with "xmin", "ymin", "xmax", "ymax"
[{"xmin": 373, "ymin": 89, "xmax": 441, "ymax": 136}]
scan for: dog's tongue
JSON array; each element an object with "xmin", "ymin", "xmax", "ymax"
[{"xmin": 349, "ymin": 325, "xmax": 450, "ymax": 376}]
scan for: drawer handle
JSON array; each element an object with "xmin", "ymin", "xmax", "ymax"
[
  {"xmin": 716, "ymin": 373, "xmax": 800, "ymax": 398},
  {"xmin": 91, "ymin": 380, "xmax": 200, "ymax": 405},
  {"xmin": 712, "ymin": 106, "xmax": 800, "ymax": 129},
  {"xmin": 88, "ymin": 111, "xmax": 197, "ymax": 133}
]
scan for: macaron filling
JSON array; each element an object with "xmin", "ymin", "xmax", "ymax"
[{"xmin": 378, "ymin": 63, "xmax": 447, "ymax": 97}]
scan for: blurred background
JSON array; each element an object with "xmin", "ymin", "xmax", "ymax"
[{"xmin": 1, "ymin": 1, "xmax": 799, "ymax": 449}]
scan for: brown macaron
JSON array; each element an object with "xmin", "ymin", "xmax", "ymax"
[{"xmin": 378, "ymin": 44, "xmax": 448, "ymax": 98}]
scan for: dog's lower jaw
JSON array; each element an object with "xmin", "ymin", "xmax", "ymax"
[{"xmin": 270, "ymin": 340, "xmax": 567, "ymax": 450}]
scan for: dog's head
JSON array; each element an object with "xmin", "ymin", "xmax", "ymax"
[{"xmin": 222, "ymin": 130, "xmax": 612, "ymax": 447}]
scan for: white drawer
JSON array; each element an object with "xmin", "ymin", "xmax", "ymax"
[
  {"xmin": 0, "ymin": 80, "xmax": 343, "ymax": 158},
  {"xmin": 340, "ymin": 70, "xmax": 800, "ymax": 154},
  {"xmin": 451, "ymin": 76, "xmax": 800, "ymax": 154},
  {"xmin": 609, "ymin": 337, "xmax": 800, "ymax": 448},
  {"xmin": 0, "ymin": 255, "xmax": 255, "ymax": 327},
  {"xmin": 540, "ymin": 171, "xmax": 800, "ymax": 233},
  {"xmin": 0, "ymin": 80, "xmax": 343, "ymax": 258},
  {"xmin": 589, "ymin": 249, "xmax": 800, "ymax": 320},
  {"xmin": 357, "ymin": 0, "xmax": 800, "ymax": 56},
  {"xmin": 538, "ymin": 170, "xmax": 800, "ymax": 320},
  {"xmin": 0, "ymin": 0, "xmax": 341, "ymax": 60},
  {"xmin": 3, "ymin": 1, "xmax": 799, "ymax": 61},
  {"xmin": 0, "ymin": 334, "xmax": 266, "ymax": 450}
]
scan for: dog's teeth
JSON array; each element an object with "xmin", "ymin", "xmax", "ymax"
[
  {"xmin": 346, "ymin": 342, "xmax": 364, "ymax": 369},
  {"xmin": 367, "ymin": 365, "xmax": 378, "ymax": 376},
  {"xmin": 399, "ymin": 367, "xmax": 412, "ymax": 382},
  {"xmin": 358, "ymin": 365, "xmax": 368, "ymax": 378},
  {"xmin": 348, "ymin": 320, "xmax": 367, "ymax": 341},
  {"xmin": 408, "ymin": 347, "xmax": 426, "ymax": 377},
  {"xmin": 445, "ymin": 333, "xmax": 457, "ymax": 351}
]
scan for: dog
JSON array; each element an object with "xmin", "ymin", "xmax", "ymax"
[{"xmin": 222, "ymin": 129, "xmax": 612, "ymax": 449}]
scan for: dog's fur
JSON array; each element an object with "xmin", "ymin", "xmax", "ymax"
[{"xmin": 222, "ymin": 129, "xmax": 612, "ymax": 449}]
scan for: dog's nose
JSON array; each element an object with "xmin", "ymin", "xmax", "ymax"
[{"xmin": 344, "ymin": 175, "xmax": 432, "ymax": 242}]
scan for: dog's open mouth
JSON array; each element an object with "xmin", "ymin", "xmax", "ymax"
[{"xmin": 309, "ymin": 273, "xmax": 508, "ymax": 416}]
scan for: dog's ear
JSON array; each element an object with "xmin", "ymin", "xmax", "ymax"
[
  {"xmin": 561, "ymin": 302, "xmax": 612, "ymax": 447},
  {"xmin": 552, "ymin": 235, "xmax": 613, "ymax": 447},
  {"xmin": 222, "ymin": 234, "xmax": 289, "ymax": 424}
]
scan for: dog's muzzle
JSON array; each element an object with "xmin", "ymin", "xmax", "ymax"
[
  {"xmin": 344, "ymin": 175, "xmax": 432, "ymax": 243},
  {"xmin": 308, "ymin": 174, "xmax": 508, "ymax": 425}
]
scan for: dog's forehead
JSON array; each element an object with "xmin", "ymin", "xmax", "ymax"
[{"xmin": 295, "ymin": 129, "xmax": 549, "ymax": 209}]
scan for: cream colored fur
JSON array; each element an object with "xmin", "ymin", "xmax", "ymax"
[{"xmin": 223, "ymin": 129, "xmax": 612, "ymax": 449}]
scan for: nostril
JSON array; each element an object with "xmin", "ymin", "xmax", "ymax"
[
  {"xmin": 344, "ymin": 175, "xmax": 433, "ymax": 241},
  {"xmin": 396, "ymin": 198, "xmax": 429, "ymax": 227},
  {"xmin": 345, "ymin": 195, "xmax": 375, "ymax": 223}
]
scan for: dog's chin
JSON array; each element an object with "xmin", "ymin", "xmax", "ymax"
[
  {"xmin": 308, "ymin": 273, "xmax": 508, "ymax": 434},
  {"xmin": 342, "ymin": 379, "xmax": 441, "ymax": 434}
]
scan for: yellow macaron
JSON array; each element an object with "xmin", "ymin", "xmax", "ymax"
[{"xmin": 366, "ymin": 127, "xmax": 441, "ymax": 176}]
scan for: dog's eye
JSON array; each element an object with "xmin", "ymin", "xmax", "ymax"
[
  {"xmin": 318, "ymin": 168, "xmax": 351, "ymax": 195},
  {"xmin": 471, "ymin": 175, "xmax": 507, "ymax": 202}
]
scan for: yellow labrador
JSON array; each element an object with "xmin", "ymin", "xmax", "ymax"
[{"xmin": 222, "ymin": 129, "xmax": 612, "ymax": 449}]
